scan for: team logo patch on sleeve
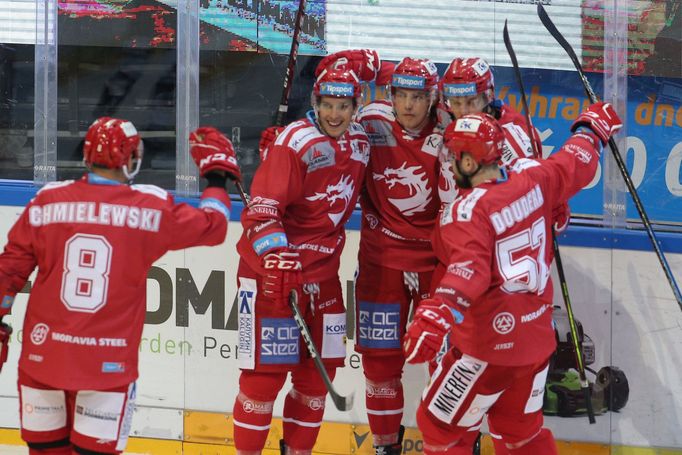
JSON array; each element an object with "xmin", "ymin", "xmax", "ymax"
[
  {"xmin": 237, "ymin": 278, "xmax": 257, "ymax": 370},
  {"xmin": 357, "ymin": 302, "xmax": 401, "ymax": 349},
  {"xmin": 259, "ymin": 318, "xmax": 300, "ymax": 364}
]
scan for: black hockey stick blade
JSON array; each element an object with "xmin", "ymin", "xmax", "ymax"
[
  {"xmin": 503, "ymin": 20, "xmax": 539, "ymax": 159},
  {"xmin": 503, "ymin": 18, "xmax": 595, "ymax": 424},
  {"xmin": 537, "ymin": 4, "xmax": 597, "ymax": 102},
  {"xmin": 289, "ymin": 290, "xmax": 355, "ymax": 411},
  {"xmin": 538, "ymin": 3, "xmax": 682, "ymax": 311},
  {"xmin": 275, "ymin": 0, "xmax": 307, "ymax": 126}
]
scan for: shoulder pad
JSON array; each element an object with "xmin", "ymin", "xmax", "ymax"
[
  {"xmin": 274, "ymin": 120, "xmax": 325, "ymax": 154},
  {"xmin": 36, "ymin": 180, "xmax": 74, "ymax": 195},
  {"xmin": 130, "ymin": 184, "xmax": 169, "ymax": 201},
  {"xmin": 357, "ymin": 100, "xmax": 395, "ymax": 123},
  {"xmin": 346, "ymin": 121, "xmax": 368, "ymax": 137},
  {"xmin": 441, "ymin": 187, "xmax": 487, "ymax": 225},
  {"xmin": 509, "ymin": 158, "xmax": 541, "ymax": 174}
]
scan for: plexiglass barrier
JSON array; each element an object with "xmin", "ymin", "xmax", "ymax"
[{"xmin": 0, "ymin": 0, "xmax": 680, "ymax": 453}]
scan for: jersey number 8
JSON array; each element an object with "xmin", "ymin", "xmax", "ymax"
[{"xmin": 61, "ymin": 234, "xmax": 112, "ymax": 313}]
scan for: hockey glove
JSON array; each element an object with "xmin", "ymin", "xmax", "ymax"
[
  {"xmin": 258, "ymin": 126, "xmax": 284, "ymax": 162},
  {"xmin": 403, "ymin": 299, "xmax": 463, "ymax": 364},
  {"xmin": 315, "ymin": 49, "xmax": 380, "ymax": 82},
  {"xmin": 376, "ymin": 60, "xmax": 396, "ymax": 86},
  {"xmin": 0, "ymin": 321, "xmax": 12, "ymax": 373},
  {"xmin": 262, "ymin": 250, "xmax": 303, "ymax": 309},
  {"xmin": 553, "ymin": 202, "xmax": 570, "ymax": 234},
  {"xmin": 570, "ymin": 102, "xmax": 623, "ymax": 146},
  {"xmin": 190, "ymin": 126, "xmax": 242, "ymax": 182}
]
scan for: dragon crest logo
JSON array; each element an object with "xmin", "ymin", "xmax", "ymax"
[
  {"xmin": 306, "ymin": 174, "xmax": 355, "ymax": 226},
  {"xmin": 373, "ymin": 161, "xmax": 431, "ymax": 216}
]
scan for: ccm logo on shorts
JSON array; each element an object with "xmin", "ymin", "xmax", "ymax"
[
  {"xmin": 260, "ymin": 318, "xmax": 300, "ymax": 364},
  {"xmin": 358, "ymin": 302, "xmax": 401, "ymax": 349}
]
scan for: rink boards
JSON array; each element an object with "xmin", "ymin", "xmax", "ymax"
[{"xmin": 0, "ymin": 193, "xmax": 681, "ymax": 453}]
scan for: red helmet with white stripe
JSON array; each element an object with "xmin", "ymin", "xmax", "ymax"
[
  {"xmin": 313, "ymin": 67, "xmax": 362, "ymax": 99},
  {"xmin": 440, "ymin": 57, "xmax": 494, "ymax": 100},
  {"xmin": 83, "ymin": 117, "xmax": 143, "ymax": 179},
  {"xmin": 391, "ymin": 57, "xmax": 439, "ymax": 103},
  {"xmin": 443, "ymin": 113, "xmax": 504, "ymax": 166}
]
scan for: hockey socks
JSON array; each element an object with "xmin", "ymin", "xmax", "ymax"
[{"xmin": 282, "ymin": 388, "xmax": 326, "ymax": 451}]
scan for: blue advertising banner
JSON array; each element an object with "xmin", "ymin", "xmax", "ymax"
[{"xmin": 494, "ymin": 67, "xmax": 682, "ymax": 225}]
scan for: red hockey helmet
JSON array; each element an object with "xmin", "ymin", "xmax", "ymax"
[
  {"xmin": 443, "ymin": 113, "xmax": 504, "ymax": 166},
  {"xmin": 440, "ymin": 57, "xmax": 494, "ymax": 99},
  {"xmin": 391, "ymin": 57, "xmax": 439, "ymax": 92},
  {"xmin": 83, "ymin": 117, "xmax": 142, "ymax": 170},
  {"xmin": 313, "ymin": 67, "xmax": 362, "ymax": 99}
]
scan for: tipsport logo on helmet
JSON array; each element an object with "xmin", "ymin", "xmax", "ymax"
[
  {"xmin": 319, "ymin": 82, "xmax": 355, "ymax": 97},
  {"xmin": 443, "ymin": 83, "xmax": 477, "ymax": 97},
  {"xmin": 392, "ymin": 74, "xmax": 426, "ymax": 90}
]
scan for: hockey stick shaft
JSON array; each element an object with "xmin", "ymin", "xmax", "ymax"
[
  {"xmin": 289, "ymin": 290, "xmax": 354, "ymax": 411},
  {"xmin": 503, "ymin": 20, "xmax": 595, "ymax": 424},
  {"xmin": 537, "ymin": 3, "xmax": 682, "ymax": 311},
  {"xmin": 234, "ymin": 181, "xmax": 250, "ymax": 205},
  {"xmin": 275, "ymin": 0, "xmax": 307, "ymax": 126}
]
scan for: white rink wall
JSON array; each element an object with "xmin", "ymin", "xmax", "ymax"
[{"xmin": 0, "ymin": 203, "xmax": 681, "ymax": 449}]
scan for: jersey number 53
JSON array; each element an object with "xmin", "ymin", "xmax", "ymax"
[{"xmin": 495, "ymin": 217, "xmax": 550, "ymax": 295}]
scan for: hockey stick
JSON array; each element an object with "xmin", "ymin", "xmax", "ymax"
[
  {"xmin": 275, "ymin": 0, "xmax": 307, "ymax": 127},
  {"xmin": 503, "ymin": 20, "xmax": 596, "ymax": 424},
  {"xmin": 537, "ymin": 3, "xmax": 682, "ymax": 311},
  {"xmin": 289, "ymin": 289, "xmax": 355, "ymax": 411},
  {"xmin": 234, "ymin": 181, "xmax": 250, "ymax": 205}
]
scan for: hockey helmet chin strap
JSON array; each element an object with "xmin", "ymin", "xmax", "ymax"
[
  {"xmin": 122, "ymin": 140, "xmax": 144, "ymax": 183},
  {"xmin": 122, "ymin": 158, "xmax": 142, "ymax": 182}
]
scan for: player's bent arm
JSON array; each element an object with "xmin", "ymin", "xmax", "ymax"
[
  {"xmin": 0, "ymin": 209, "xmax": 38, "ymax": 317},
  {"xmin": 164, "ymin": 186, "xmax": 231, "ymax": 251},
  {"xmin": 243, "ymin": 144, "xmax": 304, "ymax": 257},
  {"xmin": 540, "ymin": 130, "xmax": 602, "ymax": 205}
]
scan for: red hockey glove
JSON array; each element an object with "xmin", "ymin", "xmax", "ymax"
[
  {"xmin": 376, "ymin": 60, "xmax": 396, "ymax": 86},
  {"xmin": 315, "ymin": 49, "xmax": 380, "ymax": 82},
  {"xmin": 553, "ymin": 202, "xmax": 570, "ymax": 234},
  {"xmin": 189, "ymin": 126, "xmax": 242, "ymax": 181},
  {"xmin": 570, "ymin": 102, "xmax": 623, "ymax": 146},
  {"xmin": 403, "ymin": 299, "xmax": 463, "ymax": 364},
  {"xmin": 258, "ymin": 126, "xmax": 284, "ymax": 162},
  {"xmin": 0, "ymin": 321, "xmax": 12, "ymax": 373},
  {"xmin": 262, "ymin": 250, "xmax": 303, "ymax": 309}
]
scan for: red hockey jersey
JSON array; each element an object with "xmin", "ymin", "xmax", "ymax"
[
  {"xmin": 432, "ymin": 132, "xmax": 601, "ymax": 366},
  {"xmin": 497, "ymin": 103, "xmax": 542, "ymax": 163},
  {"xmin": 357, "ymin": 100, "xmax": 443, "ymax": 271},
  {"xmin": 0, "ymin": 175, "xmax": 230, "ymax": 390},
  {"xmin": 237, "ymin": 114, "xmax": 369, "ymax": 283}
]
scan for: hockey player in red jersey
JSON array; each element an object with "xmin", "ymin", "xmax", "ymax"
[
  {"xmin": 0, "ymin": 118, "xmax": 239, "ymax": 455},
  {"xmin": 439, "ymin": 57, "xmax": 541, "ymax": 163},
  {"xmin": 233, "ymin": 66, "xmax": 369, "ymax": 455},
  {"xmin": 352, "ymin": 56, "xmax": 444, "ymax": 454},
  {"xmin": 403, "ymin": 104, "xmax": 622, "ymax": 454}
]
